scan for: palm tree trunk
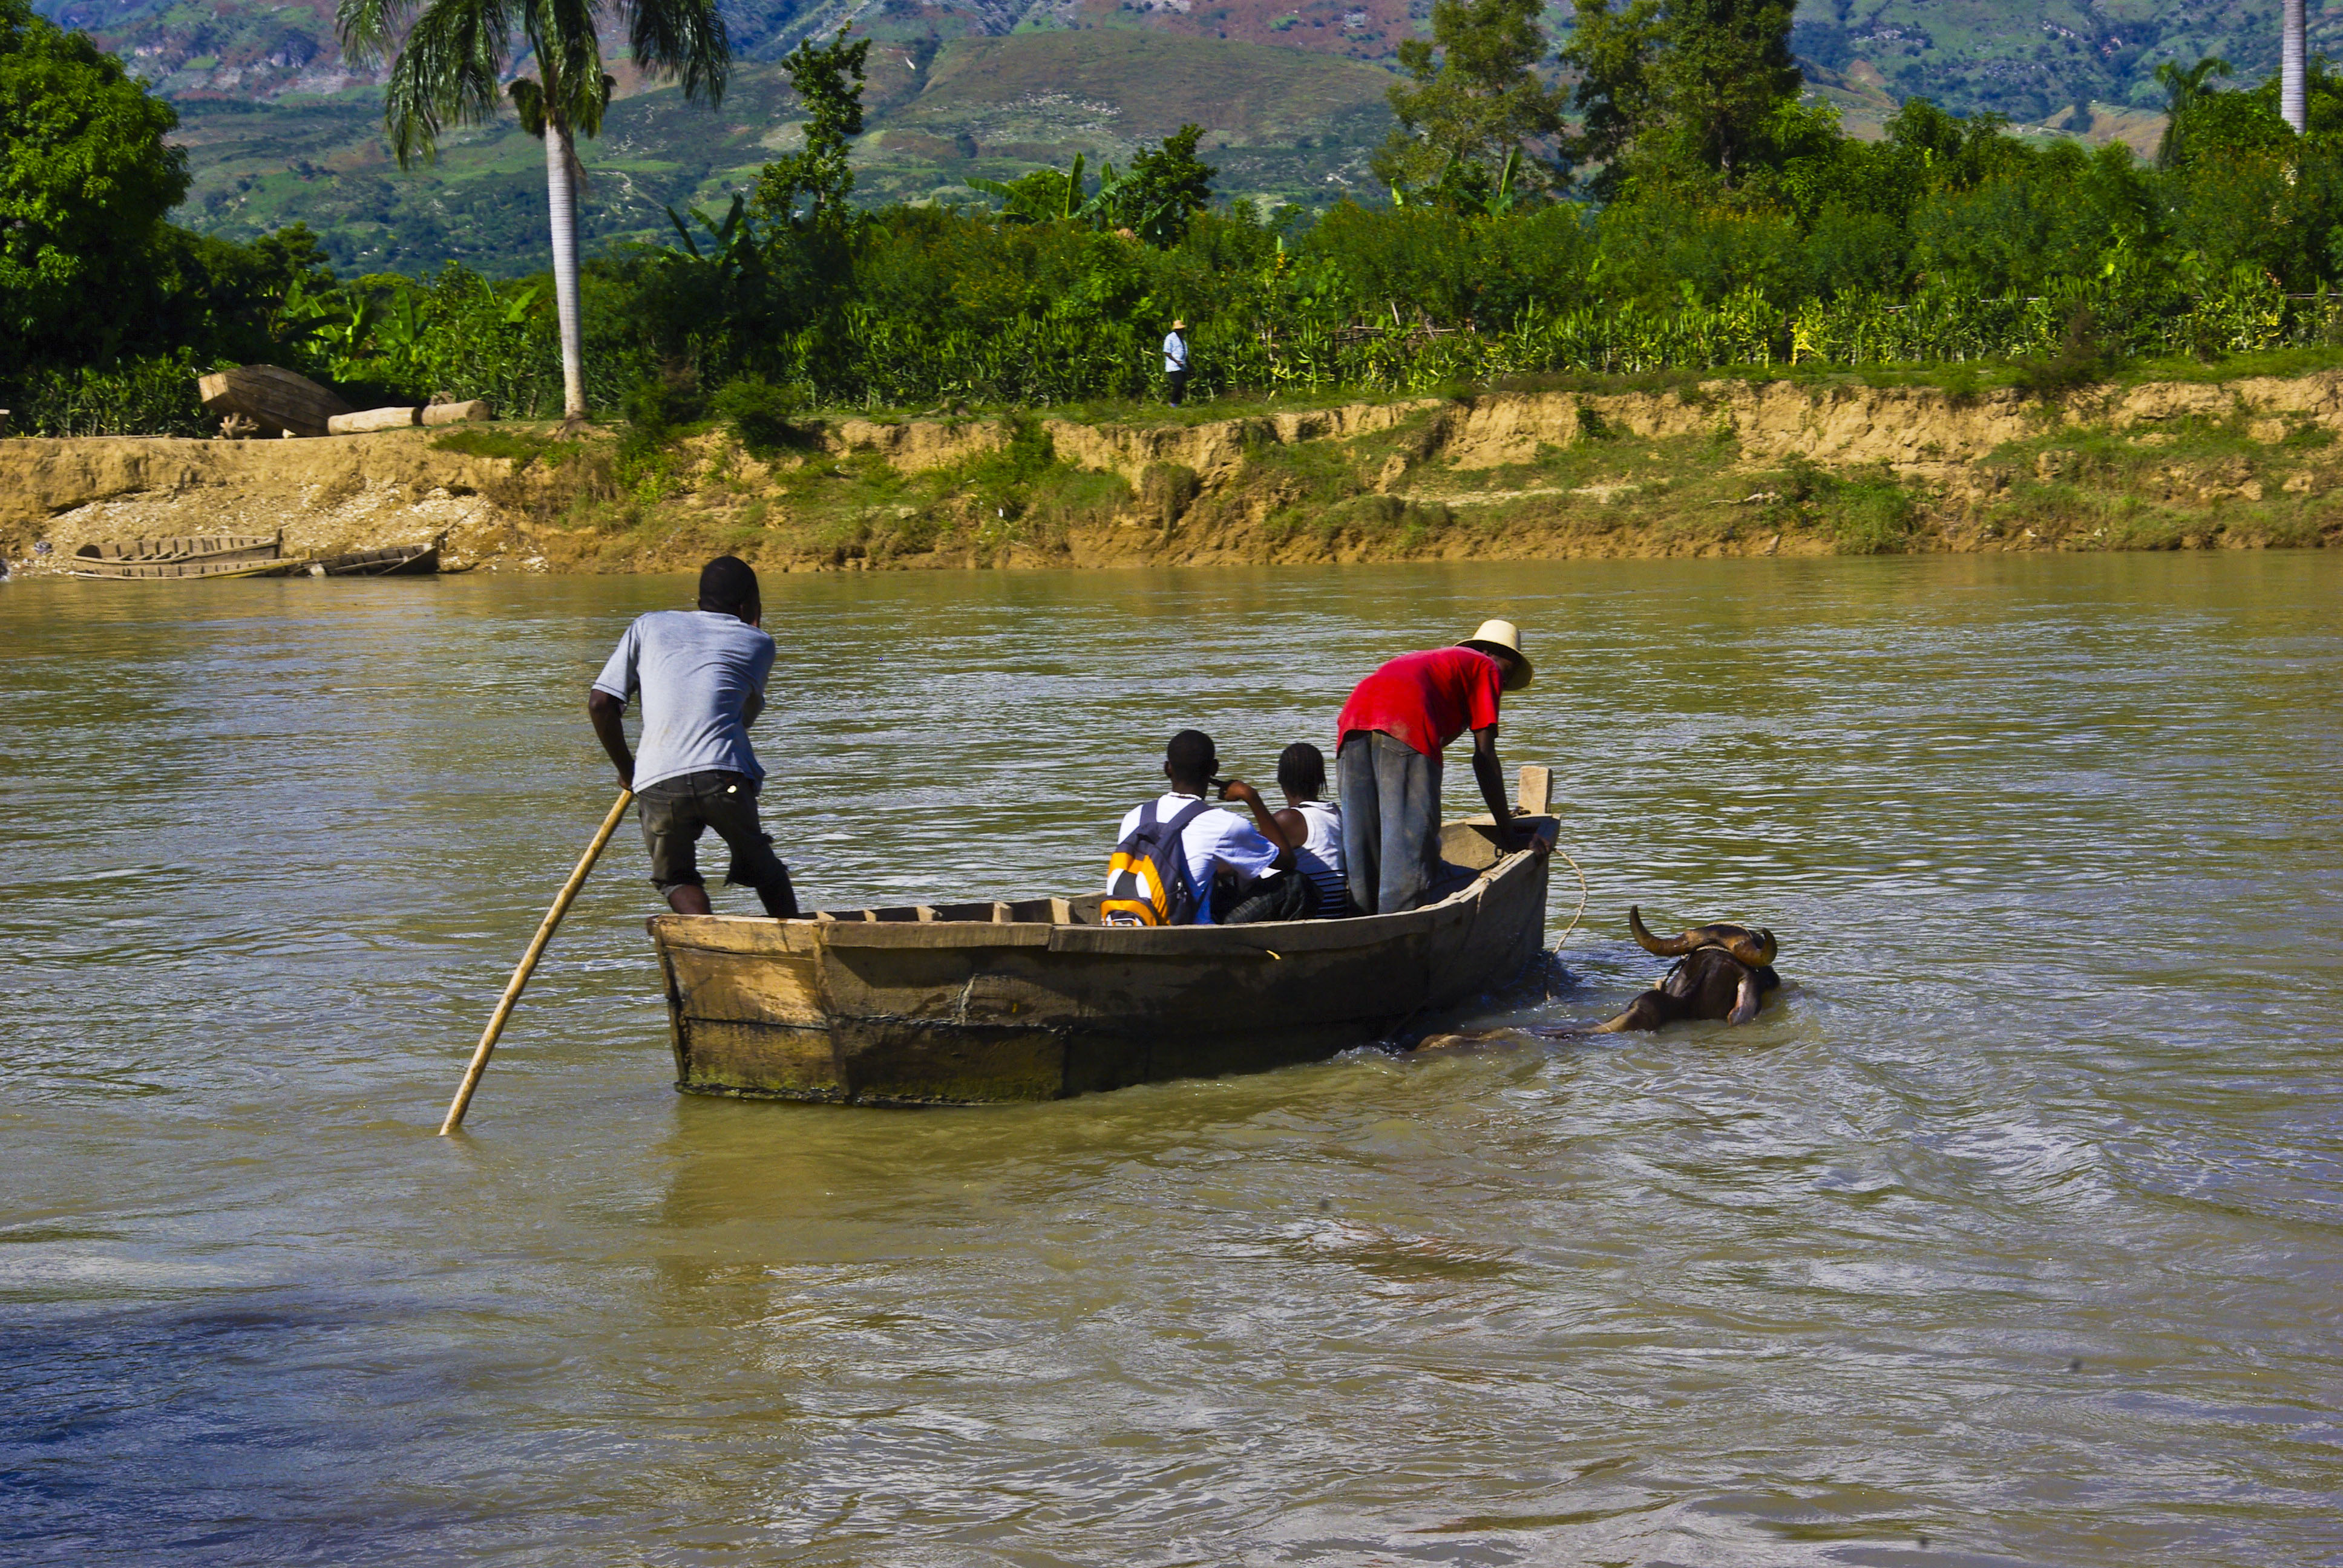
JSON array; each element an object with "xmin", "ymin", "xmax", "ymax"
[
  {"xmin": 545, "ymin": 122, "xmax": 587, "ymax": 420},
  {"xmin": 2284, "ymin": 0, "xmax": 2307, "ymax": 134}
]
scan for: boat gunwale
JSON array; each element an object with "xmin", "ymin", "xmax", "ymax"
[{"xmin": 647, "ymin": 819, "xmax": 1555, "ymax": 961}]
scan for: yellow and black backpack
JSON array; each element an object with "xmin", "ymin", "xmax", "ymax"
[{"xmin": 1103, "ymin": 799, "xmax": 1212, "ymax": 926}]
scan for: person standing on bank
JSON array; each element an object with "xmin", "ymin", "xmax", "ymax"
[
  {"xmin": 588, "ymin": 556, "xmax": 799, "ymax": 918},
  {"xmin": 1163, "ymin": 318, "xmax": 1191, "ymax": 407},
  {"xmin": 1334, "ymin": 619, "xmax": 1534, "ymax": 916}
]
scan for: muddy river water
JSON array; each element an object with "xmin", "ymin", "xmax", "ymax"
[{"xmin": 2, "ymin": 556, "xmax": 2339, "ymax": 1566}]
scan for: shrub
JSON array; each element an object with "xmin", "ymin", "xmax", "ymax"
[
  {"xmin": 709, "ymin": 373, "xmax": 813, "ymax": 455},
  {"xmin": 19, "ymin": 352, "xmax": 216, "ymax": 436},
  {"xmin": 1826, "ymin": 468, "xmax": 1919, "ymax": 553}
]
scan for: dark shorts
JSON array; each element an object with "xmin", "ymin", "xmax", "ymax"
[
  {"xmin": 636, "ymin": 770, "xmax": 790, "ymax": 893},
  {"xmin": 1217, "ymin": 869, "xmax": 1315, "ymax": 925}
]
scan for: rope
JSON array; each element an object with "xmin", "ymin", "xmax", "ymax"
[{"xmin": 1550, "ymin": 842, "xmax": 1588, "ymax": 953}]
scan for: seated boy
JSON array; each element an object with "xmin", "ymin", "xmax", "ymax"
[
  {"xmin": 1270, "ymin": 742, "xmax": 1351, "ymax": 918},
  {"xmin": 1107, "ymin": 730, "xmax": 1306, "ymax": 926}
]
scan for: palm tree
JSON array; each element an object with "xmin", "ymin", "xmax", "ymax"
[
  {"xmin": 2154, "ymin": 56, "xmax": 2231, "ymax": 168},
  {"xmin": 338, "ymin": 0, "xmax": 729, "ymax": 421},
  {"xmin": 2282, "ymin": 0, "xmax": 2306, "ymax": 133}
]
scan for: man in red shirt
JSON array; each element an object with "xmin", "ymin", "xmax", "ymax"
[{"xmin": 1335, "ymin": 619, "xmax": 1533, "ymax": 915}]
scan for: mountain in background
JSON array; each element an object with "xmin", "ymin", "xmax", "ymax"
[{"xmin": 34, "ymin": 0, "xmax": 2332, "ymax": 276}]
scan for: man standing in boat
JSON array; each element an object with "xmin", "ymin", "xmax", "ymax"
[
  {"xmin": 1335, "ymin": 619, "xmax": 1533, "ymax": 916},
  {"xmin": 588, "ymin": 556, "xmax": 799, "ymax": 918}
]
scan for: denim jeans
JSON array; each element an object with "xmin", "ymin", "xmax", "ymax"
[
  {"xmin": 635, "ymin": 769, "xmax": 791, "ymax": 893},
  {"xmin": 1335, "ymin": 731, "xmax": 1443, "ymax": 915}
]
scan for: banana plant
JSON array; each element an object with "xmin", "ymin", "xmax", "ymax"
[
  {"xmin": 966, "ymin": 152, "xmax": 1135, "ymax": 229},
  {"xmin": 662, "ymin": 193, "xmax": 764, "ymax": 282},
  {"xmin": 277, "ymin": 278, "xmax": 375, "ymax": 378},
  {"xmin": 501, "ymin": 281, "xmax": 546, "ymax": 326}
]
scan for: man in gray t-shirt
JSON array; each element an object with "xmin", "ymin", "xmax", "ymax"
[{"xmin": 588, "ymin": 556, "xmax": 799, "ymax": 917}]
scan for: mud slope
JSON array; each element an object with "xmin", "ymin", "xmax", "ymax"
[{"xmin": 7, "ymin": 373, "xmax": 2342, "ymax": 576}]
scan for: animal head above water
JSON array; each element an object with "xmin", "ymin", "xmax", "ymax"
[{"xmin": 1627, "ymin": 904, "xmax": 1778, "ymax": 968}]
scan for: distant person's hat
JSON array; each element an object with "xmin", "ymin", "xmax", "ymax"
[
  {"xmin": 1458, "ymin": 619, "xmax": 1533, "ymax": 690},
  {"xmin": 1172, "ymin": 319, "xmax": 1187, "ymax": 330}
]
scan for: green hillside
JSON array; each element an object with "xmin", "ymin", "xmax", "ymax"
[
  {"xmin": 166, "ymin": 30, "xmax": 1398, "ymax": 276},
  {"xmin": 33, "ymin": 0, "xmax": 2337, "ymax": 278}
]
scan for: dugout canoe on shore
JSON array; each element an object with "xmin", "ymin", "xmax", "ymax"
[
  {"xmin": 646, "ymin": 805, "xmax": 1559, "ymax": 1106},
  {"xmin": 67, "ymin": 533, "xmax": 293, "ymax": 578},
  {"xmin": 305, "ymin": 543, "xmax": 440, "ymax": 577}
]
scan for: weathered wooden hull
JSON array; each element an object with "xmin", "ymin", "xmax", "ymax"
[
  {"xmin": 309, "ymin": 544, "xmax": 440, "ymax": 577},
  {"xmin": 647, "ymin": 817, "xmax": 1556, "ymax": 1105},
  {"xmin": 197, "ymin": 365, "xmax": 352, "ymax": 439},
  {"xmin": 70, "ymin": 554, "xmax": 298, "ymax": 580},
  {"xmin": 68, "ymin": 534, "xmax": 286, "ymax": 578}
]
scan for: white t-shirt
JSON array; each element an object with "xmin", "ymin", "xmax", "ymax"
[
  {"xmin": 1109, "ymin": 792, "xmax": 1282, "ymax": 926},
  {"xmin": 1289, "ymin": 799, "xmax": 1346, "ymax": 914}
]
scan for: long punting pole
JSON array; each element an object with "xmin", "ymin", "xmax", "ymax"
[{"xmin": 439, "ymin": 789, "xmax": 635, "ymax": 1135}]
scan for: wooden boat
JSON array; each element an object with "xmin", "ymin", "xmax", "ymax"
[
  {"xmin": 68, "ymin": 555, "xmax": 300, "ymax": 580},
  {"xmin": 647, "ymin": 791, "xmax": 1561, "ymax": 1106},
  {"xmin": 70, "ymin": 534, "xmax": 280, "ymax": 565},
  {"xmin": 304, "ymin": 543, "xmax": 441, "ymax": 577},
  {"xmin": 69, "ymin": 534, "xmax": 295, "ymax": 579},
  {"xmin": 196, "ymin": 365, "xmax": 352, "ymax": 439}
]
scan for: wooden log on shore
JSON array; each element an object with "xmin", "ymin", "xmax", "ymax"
[
  {"xmin": 421, "ymin": 400, "xmax": 496, "ymax": 425},
  {"xmin": 196, "ymin": 365, "xmax": 352, "ymax": 439},
  {"xmin": 327, "ymin": 406, "xmax": 423, "ymax": 435}
]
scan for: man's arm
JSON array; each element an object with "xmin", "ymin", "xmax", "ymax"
[
  {"xmin": 588, "ymin": 689, "xmax": 635, "ymax": 789},
  {"xmin": 1470, "ymin": 725, "xmax": 1524, "ymax": 853},
  {"xmin": 1220, "ymin": 780, "xmax": 1296, "ymax": 869}
]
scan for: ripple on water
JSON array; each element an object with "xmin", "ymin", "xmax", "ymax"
[{"xmin": 1, "ymin": 557, "xmax": 2341, "ymax": 1565}]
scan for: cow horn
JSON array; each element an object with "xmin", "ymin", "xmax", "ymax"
[{"xmin": 1627, "ymin": 905, "xmax": 1693, "ymax": 956}]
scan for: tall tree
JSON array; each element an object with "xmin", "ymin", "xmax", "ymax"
[
  {"xmin": 1116, "ymin": 124, "xmax": 1216, "ymax": 244},
  {"xmin": 339, "ymin": 0, "xmax": 729, "ymax": 420},
  {"xmin": 1560, "ymin": 0, "xmax": 1660, "ymax": 197},
  {"xmin": 0, "ymin": 0, "xmax": 188, "ymax": 371},
  {"xmin": 1647, "ymin": 0, "xmax": 1799, "ymax": 182},
  {"xmin": 1562, "ymin": 0, "xmax": 1801, "ymax": 192},
  {"xmin": 2154, "ymin": 56, "xmax": 2231, "ymax": 167},
  {"xmin": 1372, "ymin": 0, "xmax": 1567, "ymax": 195},
  {"xmin": 751, "ymin": 28, "xmax": 869, "ymax": 228}
]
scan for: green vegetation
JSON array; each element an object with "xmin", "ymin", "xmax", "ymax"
[
  {"xmin": 18, "ymin": 0, "xmax": 2343, "ymax": 450},
  {"xmin": 339, "ymin": 0, "xmax": 734, "ymax": 419},
  {"xmin": 0, "ymin": 0, "xmax": 189, "ymax": 366},
  {"xmin": 1374, "ymin": 0, "xmax": 1565, "ymax": 196}
]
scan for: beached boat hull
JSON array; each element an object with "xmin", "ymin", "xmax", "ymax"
[
  {"xmin": 67, "ymin": 534, "xmax": 289, "ymax": 578},
  {"xmin": 70, "ymin": 555, "xmax": 298, "ymax": 580},
  {"xmin": 647, "ymin": 816, "xmax": 1556, "ymax": 1105},
  {"xmin": 307, "ymin": 544, "xmax": 440, "ymax": 577}
]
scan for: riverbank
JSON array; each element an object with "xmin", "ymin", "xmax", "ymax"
[{"xmin": 7, "ymin": 371, "xmax": 2341, "ymax": 573}]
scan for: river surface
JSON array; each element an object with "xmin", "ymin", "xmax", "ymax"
[{"xmin": 2, "ymin": 556, "xmax": 2339, "ymax": 1566}]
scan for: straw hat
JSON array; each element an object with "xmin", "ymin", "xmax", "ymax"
[
  {"xmin": 1458, "ymin": 618, "xmax": 1533, "ymax": 690},
  {"xmin": 1172, "ymin": 318, "xmax": 1187, "ymax": 330}
]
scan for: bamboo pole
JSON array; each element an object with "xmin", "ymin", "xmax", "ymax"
[{"xmin": 439, "ymin": 788, "xmax": 634, "ymax": 1135}]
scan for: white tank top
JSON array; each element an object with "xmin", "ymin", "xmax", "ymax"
[{"xmin": 1291, "ymin": 799, "xmax": 1347, "ymax": 915}]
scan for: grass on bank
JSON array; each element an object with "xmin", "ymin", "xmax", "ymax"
[
  {"xmin": 419, "ymin": 341, "xmax": 2343, "ymax": 448},
  {"xmin": 432, "ymin": 367, "xmax": 2343, "ymax": 569},
  {"xmin": 441, "ymin": 413, "xmax": 1133, "ymax": 569}
]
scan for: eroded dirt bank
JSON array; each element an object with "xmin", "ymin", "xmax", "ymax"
[{"xmin": 6, "ymin": 373, "xmax": 2341, "ymax": 576}]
